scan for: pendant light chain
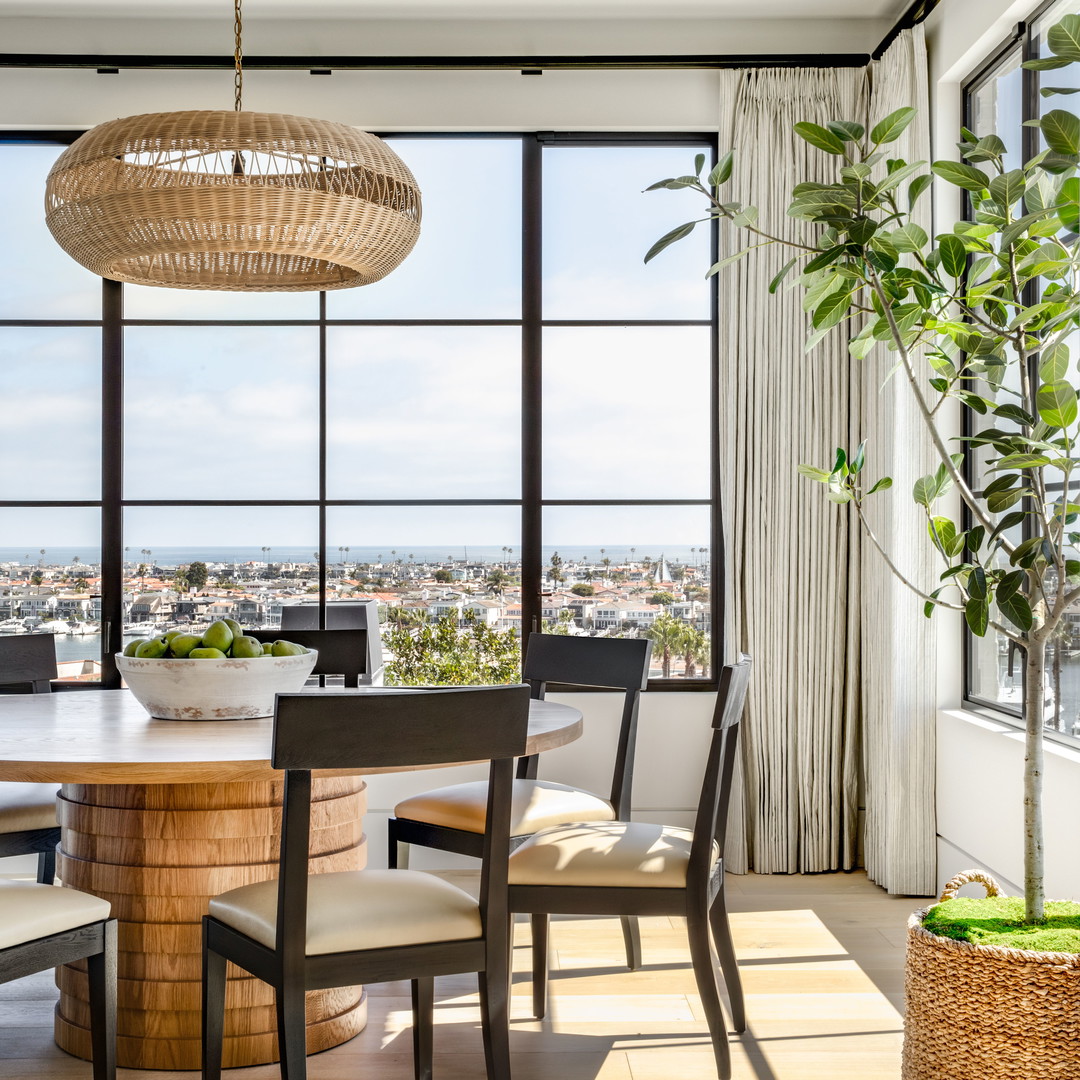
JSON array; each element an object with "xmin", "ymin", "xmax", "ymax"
[{"xmin": 233, "ymin": 0, "xmax": 244, "ymax": 112}]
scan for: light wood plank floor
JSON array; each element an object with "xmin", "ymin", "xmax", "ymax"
[{"xmin": 0, "ymin": 870, "xmax": 914, "ymax": 1080}]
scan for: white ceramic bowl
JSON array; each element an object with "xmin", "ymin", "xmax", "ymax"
[{"xmin": 115, "ymin": 650, "xmax": 319, "ymax": 720}]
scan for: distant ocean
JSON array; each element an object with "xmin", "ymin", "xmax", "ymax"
[{"xmin": 0, "ymin": 545, "xmax": 711, "ymax": 568}]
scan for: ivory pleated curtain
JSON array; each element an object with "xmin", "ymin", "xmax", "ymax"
[{"xmin": 719, "ymin": 28, "xmax": 937, "ymax": 895}]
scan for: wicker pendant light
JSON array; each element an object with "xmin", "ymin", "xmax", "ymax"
[{"xmin": 44, "ymin": 1, "xmax": 421, "ymax": 292}]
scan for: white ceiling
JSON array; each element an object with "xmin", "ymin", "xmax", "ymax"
[{"xmin": 0, "ymin": 0, "xmax": 912, "ymax": 20}]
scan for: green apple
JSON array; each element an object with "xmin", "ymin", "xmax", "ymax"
[
  {"xmin": 223, "ymin": 618, "xmax": 244, "ymax": 638},
  {"xmin": 123, "ymin": 638, "xmax": 149, "ymax": 657},
  {"xmin": 168, "ymin": 633, "xmax": 203, "ymax": 658},
  {"xmin": 189, "ymin": 647, "xmax": 227, "ymax": 660},
  {"xmin": 135, "ymin": 637, "xmax": 168, "ymax": 659},
  {"xmin": 162, "ymin": 630, "xmax": 185, "ymax": 645},
  {"xmin": 201, "ymin": 620, "xmax": 234, "ymax": 654},
  {"xmin": 261, "ymin": 642, "xmax": 274, "ymax": 654},
  {"xmin": 231, "ymin": 635, "xmax": 264, "ymax": 659},
  {"xmin": 271, "ymin": 640, "xmax": 306, "ymax": 657}
]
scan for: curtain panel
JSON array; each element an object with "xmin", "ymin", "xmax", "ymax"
[{"xmin": 718, "ymin": 28, "xmax": 937, "ymax": 895}]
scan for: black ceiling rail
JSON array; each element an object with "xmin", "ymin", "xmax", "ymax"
[
  {"xmin": 872, "ymin": 0, "xmax": 943, "ymax": 60},
  {"xmin": 0, "ymin": 51, "xmax": 872, "ymax": 71}
]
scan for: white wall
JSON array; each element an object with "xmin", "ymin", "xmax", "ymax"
[{"xmin": 923, "ymin": 0, "xmax": 1080, "ymax": 899}]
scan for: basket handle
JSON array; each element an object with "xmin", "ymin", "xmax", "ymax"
[{"xmin": 940, "ymin": 869, "xmax": 1004, "ymax": 902}]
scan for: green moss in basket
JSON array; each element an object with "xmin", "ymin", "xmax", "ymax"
[{"xmin": 924, "ymin": 897, "xmax": 1080, "ymax": 954}]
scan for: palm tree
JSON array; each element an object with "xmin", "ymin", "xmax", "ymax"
[
  {"xmin": 645, "ymin": 612, "xmax": 689, "ymax": 679},
  {"xmin": 681, "ymin": 628, "xmax": 710, "ymax": 679}
]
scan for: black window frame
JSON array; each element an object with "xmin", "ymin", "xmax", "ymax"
[
  {"xmin": 0, "ymin": 129, "xmax": 721, "ymax": 691},
  {"xmin": 960, "ymin": 1, "xmax": 1080, "ymax": 741}
]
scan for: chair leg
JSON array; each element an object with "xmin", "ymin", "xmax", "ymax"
[
  {"xmin": 411, "ymin": 977, "xmax": 434, "ymax": 1080},
  {"xmin": 387, "ymin": 819, "xmax": 411, "ymax": 869},
  {"xmin": 687, "ymin": 905, "xmax": 731, "ymax": 1080},
  {"xmin": 200, "ymin": 923, "xmax": 227, "ymax": 1080},
  {"xmin": 479, "ymin": 918, "xmax": 512, "ymax": 1080},
  {"xmin": 709, "ymin": 880, "xmax": 745, "ymax": 1033},
  {"xmin": 36, "ymin": 846, "xmax": 56, "ymax": 884},
  {"xmin": 530, "ymin": 913, "xmax": 549, "ymax": 1020},
  {"xmin": 86, "ymin": 920, "xmax": 116, "ymax": 1080},
  {"xmin": 275, "ymin": 981, "xmax": 308, "ymax": 1080},
  {"xmin": 620, "ymin": 914, "xmax": 642, "ymax": 971}
]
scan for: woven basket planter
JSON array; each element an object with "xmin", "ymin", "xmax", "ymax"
[{"xmin": 903, "ymin": 870, "xmax": 1080, "ymax": 1079}]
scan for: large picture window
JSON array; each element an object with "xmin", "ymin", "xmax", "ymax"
[
  {"xmin": 0, "ymin": 132, "xmax": 719, "ymax": 689},
  {"xmin": 963, "ymin": 1, "xmax": 1080, "ymax": 737}
]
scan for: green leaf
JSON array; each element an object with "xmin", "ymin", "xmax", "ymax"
[
  {"xmin": 1060, "ymin": 176, "xmax": 1080, "ymax": 232},
  {"xmin": 997, "ymin": 591, "xmax": 1033, "ymax": 631},
  {"xmin": 867, "ymin": 476, "xmax": 893, "ymax": 494},
  {"xmin": 909, "ymin": 173, "xmax": 933, "ymax": 209},
  {"xmin": 989, "ymin": 510, "xmax": 1026, "ymax": 543},
  {"xmin": 913, "ymin": 474, "xmax": 938, "ymax": 507},
  {"xmin": 929, "ymin": 516, "xmax": 958, "ymax": 556},
  {"xmin": 708, "ymin": 151, "xmax": 734, "ymax": 187},
  {"xmin": 793, "ymin": 122, "xmax": 848, "ymax": 155},
  {"xmin": 705, "ymin": 249, "xmax": 750, "ymax": 278},
  {"xmin": 993, "ymin": 453, "xmax": 1052, "ymax": 469},
  {"xmin": 1041, "ymin": 86, "xmax": 1080, "ymax": 96},
  {"xmin": 1040, "ymin": 109, "xmax": 1080, "ymax": 154},
  {"xmin": 1048, "ymin": 14, "xmax": 1080, "ymax": 61},
  {"xmin": 851, "ymin": 442, "xmax": 866, "ymax": 473},
  {"xmin": 732, "ymin": 206, "xmax": 759, "ymax": 228},
  {"xmin": 932, "ymin": 160, "xmax": 991, "ymax": 192},
  {"xmin": 644, "ymin": 221, "xmax": 696, "ymax": 264},
  {"xmin": 870, "ymin": 107, "xmax": 917, "ymax": 146},
  {"xmin": 812, "ymin": 288, "xmax": 853, "ymax": 330},
  {"xmin": 968, "ymin": 525, "xmax": 986, "ymax": 553},
  {"xmin": 938, "ymin": 233, "xmax": 968, "ymax": 278},
  {"xmin": 890, "ymin": 224, "xmax": 929, "ymax": 252},
  {"xmin": 992, "ymin": 402, "xmax": 1036, "ymax": 426},
  {"xmin": 987, "ymin": 169, "xmax": 1027, "ymax": 207},
  {"xmin": 924, "ymin": 587, "xmax": 946, "ymax": 618},
  {"xmin": 828, "ymin": 120, "xmax": 865, "ymax": 142},
  {"xmin": 644, "ymin": 177, "xmax": 675, "ymax": 191},
  {"xmin": 987, "ymin": 487, "xmax": 1025, "ymax": 513},
  {"xmin": 797, "ymin": 464, "xmax": 831, "ymax": 482},
  {"xmin": 996, "ymin": 569, "xmax": 1026, "ymax": 601},
  {"xmin": 967, "ymin": 565, "xmax": 988, "ymax": 600},
  {"xmin": 802, "ymin": 246, "xmax": 848, "ymax": 273},
  {"xmin": 694, "ymin": 152, "xmax": 705, "ymax": 177},
  {"xmin": 832, "ymin": 447, "xmax": 847, "ymax": 474},
  {"xmin": 1036, "ymin": 379, "xmax": 1078, "ymax": 428},
  {"xmin": 1022, "ymin": 56, "xmax": 1073, "ymax": 70},
  {"xmin": 965, "ymin": 598, "xmax": 989, "ymax": 636},
  {"xmin": 768, "ymin": 255, "xmax": 800, "ymax": 294},
  {"xmin": 1040, "ymin": 341, "xmax": 1070, "ymax": 382}
]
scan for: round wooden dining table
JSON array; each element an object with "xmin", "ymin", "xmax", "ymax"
[{"xmin": 0, "ymin": 688, "xmax": 582, "ymax": 1071}]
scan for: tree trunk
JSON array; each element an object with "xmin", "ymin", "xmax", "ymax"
[{"xmin": 1024, "ymin": 636, "xmax": 1047, "ymax": 924}]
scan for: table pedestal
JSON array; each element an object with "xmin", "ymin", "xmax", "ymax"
[{"xmin": 53, "ymin": 776, "xmax": 368, "ymax": 1070}]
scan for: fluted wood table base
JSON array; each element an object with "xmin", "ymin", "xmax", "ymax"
[{"xmin": 53, "ymin": 777, "xmax": 368, "ymax": 1071}]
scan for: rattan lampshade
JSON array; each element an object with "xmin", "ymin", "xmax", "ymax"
[{"xmin": 44, "ymin": 110, "xmax": 422, "ymax": 291}]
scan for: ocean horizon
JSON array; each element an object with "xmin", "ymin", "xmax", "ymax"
[{"xmin": 0, "ymin": 545, "xmax": 710, "ymax": 568}]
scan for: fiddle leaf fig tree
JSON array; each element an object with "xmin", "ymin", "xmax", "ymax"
[{"xmin": 647, "ymin": 15, "xmax": 1080, "ymax": 924}]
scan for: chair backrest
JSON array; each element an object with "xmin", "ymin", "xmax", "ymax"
[
  {"xmin": 0, "ymin": 634, "xmax": 57, "ymax": 694},
  {"xmin": 279, "ymin": 600, "xmax": 384, "ymax": 683},
  {"xmin": 521, "ymin": 633, "xmax": 652, "ymax": 816},
  {"xmin": 271, "ymin": 685, "xmax": 532, "ymax": 960},
  {"xmin": 246, "ymin": 628, "xmax": 367, "ymax": 688},
  {"xmin": 688, "ymin": 655, "xmax": 752, "ymax": 887}
]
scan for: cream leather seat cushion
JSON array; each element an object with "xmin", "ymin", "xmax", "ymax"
[
  {"xmin": 0, "ymin": 783, "xmax": 60, "ymax": 833},
  {"xmin": 0, "ymin": 880, "xmax": 111, "ymax": 950},
  {"xmin": 508, "ymin": 821, "xmax": 718, "ymax": 889},
  {"xmin": 209, "ymin": 870, "xmax": 482, "ymax": 954},
  {"xmin": 394, "ymin": 780, "xmax": 615, "ymax": 835}
]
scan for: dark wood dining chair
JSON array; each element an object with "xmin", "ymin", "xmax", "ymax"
[
  {"xmin": 246, "ymin": 627, "xmax": 368, "ymax": 687},
  {"xmin": 201, "ymin": 684, "xmax": 532, "ymax": 1080},
  {"xmin": 506, "ymin": 655, "xmax": 751, "ymax": 1080},
  {"xmin": 387, "ymin": 633, "xmax": 653, "ymax": 969},
  {"xmin": 0, "ymin": 634, "xmax": 61, "ymax": 882},
  {"xmin": 0, "ymin": 880, "xmax": 116, "ymax": 1080}
]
